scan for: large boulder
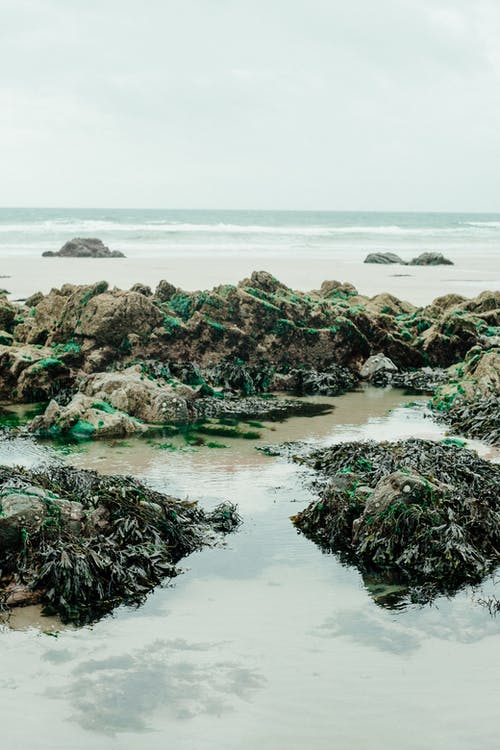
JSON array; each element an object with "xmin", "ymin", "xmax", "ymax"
[
  {"xmin": 0, "ymin": 344, "xmax": 72, "ymax": 401},
  {"xmin": 364, "ymin": 252, "xmax": 404, "ymax": 264},
  {"xmin": 409, "ymin": 252, "xmax": 453, "ymax": 266},
  {"xmin": 0, "ymin": 479, "xmax": 83, "ymax": 551},
  {"xmin": 29, "ymin": 392, "xmax": 149, "ymax": 439},
  {"xmin": 79, "ymin": 367, "xmax": 196, "ymax": 423},
  {"xmin": 42, "ymin": 237, "xmax": 125, "ymax": 258},
  {"xmin": 360, "ymin": 353, "xmax": 398, "ymax": 379}
]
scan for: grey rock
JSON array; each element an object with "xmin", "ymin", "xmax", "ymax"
[
  {"xmin": 0, "ymin": 481, "xmax": 83, "ymax": 551},
  {"xmin": 364, "ymin": 252, "xmax": 405, "ymax": 264},
  {"xmin": 154, "ymin": 280, "xmax": 177, "ymax": 301},
  {"xmin": 360, "ymin": 353, "xmax": 398, "ymax": 379},
  {"xmin": 43, "ymin": 237, "xmax": 125, "ymax": 258},
  {"xmin": 409, "ymin": 252, "xmax": 453, "ymax": 266}
]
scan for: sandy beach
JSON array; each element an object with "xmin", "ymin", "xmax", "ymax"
[{"xmin": 3, "ymin": 252, "xmax": 499, "ymax": 306}]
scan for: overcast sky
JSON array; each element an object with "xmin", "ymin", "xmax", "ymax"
[{"xmin": 1, "ymin": 0, "xmax": 500, "ymax": 210}]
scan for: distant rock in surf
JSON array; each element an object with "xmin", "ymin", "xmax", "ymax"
[
  {"xmin": 364, "ymin": 252, "xmax": 405, "ymax": 264},
  {"xmin": 42, "ymin": 237, "xmax": 125, "ymax": 258},
  {"xmin": 409, "ymin": 252, "xmax": 453, "ymax": 266}
]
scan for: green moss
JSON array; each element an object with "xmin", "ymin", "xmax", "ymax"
[
  {"xmin": 69, "ymin": 420, "xmax": 96, "ymax": 439},
  {"xmin": 163, "ymin": 314, "xmax": 181, "ymax": 332},
  {"xmin": 274, "ymin": 318, "xmax": 296, "ymax": 336},
  {"xmin": 53, "ymin": 341, "xmax": 82, "ymax": 354},
  {"xmin": 92, "ymin": 400, "xmax": 116, "ymax": 414},
  {"xmin": 204, "ymin": 316, "xmax": 226, "ymax": 333},
  {"xmin": 35, "ymin": 357, "xmax": 63, "ymax": 369},
  {"xmin": 168, "ymin": 293, "xmax": 193, "ymax": 321}
]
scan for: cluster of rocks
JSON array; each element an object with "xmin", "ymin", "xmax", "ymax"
[
  {"xmin": 291, "ymin": 439, "xmax": 500, "ymax": 603},
  {"xmin": 42, "ymin": 237, "xmax": 125, "ymax": 258},
  {"xmin": 0, "ymin": 272, "xmax": 497, "ymax": 443},
  {"xmin": 0, "ymin": 464, "xmax": 239, "ymax": 623},
  {"xmin": 365, "ymin": 251, "xmax": 453, "ymax": 266}
]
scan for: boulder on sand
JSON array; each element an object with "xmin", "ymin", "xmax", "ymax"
[
  {"xmin": 42, "ymin": 238, "xmax": 125, "ymax": 258},
  {"xmin": 364, "ymin": 252, "xmax": 405, "ymax": 264},
  {"xmin": 409, "ymin": 252, "xmax": 453, "ymax": 266}
]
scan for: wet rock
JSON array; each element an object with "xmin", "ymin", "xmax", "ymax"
[
  {"xmin": 0, "ymin": 344, "xmax": 72, "ymax": 402},
  {"xmin": 42, "ymin": 237, "xmax": 125, "ymax": 258},
  {"xmin": 79, "ymin": 367, "xmax": 196, "ymax": 423},
  {"xmin": 364, "ymin": 252, "xmax": 405, "ymax": 264},
  {"xmin": 409, "ymin": 252, "xmax": 453, "ymax": 266},
  {"xmin": 154, "ymin": 279, "xmax": 177, "ymax": 302},
  {"xmin": 431, "ymin": 347, "xmax": 500, "ymax": 444},
  {"xmin": 130, "ymin": 283, "xmax": 152, "ymax": 296},
  {"xmin": 0, "ymin": 464, "xmax": 240, "ymax": 624},
  {"xmin": 195, "ymin": 395, "xmax": 332, "ymax": 421},
  {"xmin": 29, "ymin": 392, "xmax": 149, "ymax": 439},
  {"xmin": 292, "ymin": 439, "xmax": 500, "ymax": 599},
  {"xmin": 373, "ymin": 366, "xmax": 450, "ymax": 392},
  {"xmin": 319, "ymin": 280, "xmax": 358, "ymax": 298},
  {"xmin": 0, "ymin": 331, "xmax": 13, "ymax": 346},
  {"xmin": 25, "ymin": 291, "xmax": 44, "ymax": 307},
  {"xmin": 0, "ymin": 478, "xmax": 83, "ymax": 551},
  {"xmin": 272, "ymin": 365, "xmax": 358, "ymax": 395},
  {"xmin": 0, "ymin": 295, "xmax": 16, "ymax": 331},
  {"xmin": 360, "ymin": 353, "xmax": 398, "ymax": 379},
  {"xmin": 238, "ymin": 270, "xmax": 290, "ymax": 295}
]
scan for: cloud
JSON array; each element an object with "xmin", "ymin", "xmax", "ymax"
[{"xmin": 1, "ymin": 0, "xmax": 500, "ymax": 209}]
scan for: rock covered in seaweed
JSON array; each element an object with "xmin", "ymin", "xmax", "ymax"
[
  {"xmin": 292, "ymin": 439, "xmax": 500, "ymax": 602},
  {"xmin": 0, "ymin": 464, "xmax": 240, "ymax": 624}
]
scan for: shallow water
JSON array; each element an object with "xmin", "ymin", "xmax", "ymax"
[{"xmin": 1, "ymin": 386, "xmax": 499, "ymax": 750}]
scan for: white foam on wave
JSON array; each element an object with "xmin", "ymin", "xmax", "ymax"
[{"xmin": 1, "ymin": 219, "xmax": 498, "ymax": 237}]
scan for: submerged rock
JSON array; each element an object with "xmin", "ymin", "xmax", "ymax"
[
  {"xmin": 42, "ymin": 238, "xmax": 125, "ymax": 258},
  {"xmin": 292, "ymin": 439, "xmax": 500, "ymax": 602},
  {"xmin": 0, "ymin": 464, "xmax": 240, "ymax": 624}
]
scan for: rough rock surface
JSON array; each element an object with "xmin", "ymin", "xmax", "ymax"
[
  {"xmin": 409, "ymin": 252, "xmax": 453, "ymax": 266},
  {"xmin": 42, "ymin": 237, "xmax": 125, "ymax": 258},
  {"xmin": 360, "ymin": 353, "xmax": 398, "ymax": 379},
  {"xmin": 292, "ymin": 439, "xmax": 500, "ymax": 602},
  {"xmin": 0, "ymin": 271, "xmax": 496, "ymax": 441},
  {"xmin": 364, "ymin": 252, "xmax": 405, "ymax": 264},
  {"xmin": 0, "ymin": 464, "xmax": 239, "ymax": 623}
]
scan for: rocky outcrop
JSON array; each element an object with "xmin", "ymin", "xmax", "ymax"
[
  {"xmin": 409, "ymin": 251, "xmax": 453, "ymax": 266},
  {"xmin": 42, "ymin": 237, "xmax": 125, "ymax": 258},
  {"xmin": 431, "ymin": 347, "xmax": 500, "ymax": 444},
  {"xmin": 0, "ymin": 344, "xmax": 72, "ymax": 402},
  {"xmin": 0, "ymin": 272, "xmax": 496, "ymax": 441},
  {"xmin": 292, "ymin": 439, "xmax": 500, "ymax": 603},
  {"xmin": 29, "ymin": 393, "xmax": 149, "ymax": 439},
  {"xmin": 0, "ymin": 464, "xmax": 239, "ymax": 624}
]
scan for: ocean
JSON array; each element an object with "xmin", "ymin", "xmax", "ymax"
[{"xmin": 1, "ymin": 208, "xmax": 500, "ymax": 260}]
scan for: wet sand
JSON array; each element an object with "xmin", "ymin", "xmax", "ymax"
[{"xmin": 3, "ymin": 252, "xmax": 499, "ymax": 305}]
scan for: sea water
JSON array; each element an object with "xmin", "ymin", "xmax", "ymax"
[{"xmin": 1, "ymin": 207, "xmax": 500, "ymax": 259}]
